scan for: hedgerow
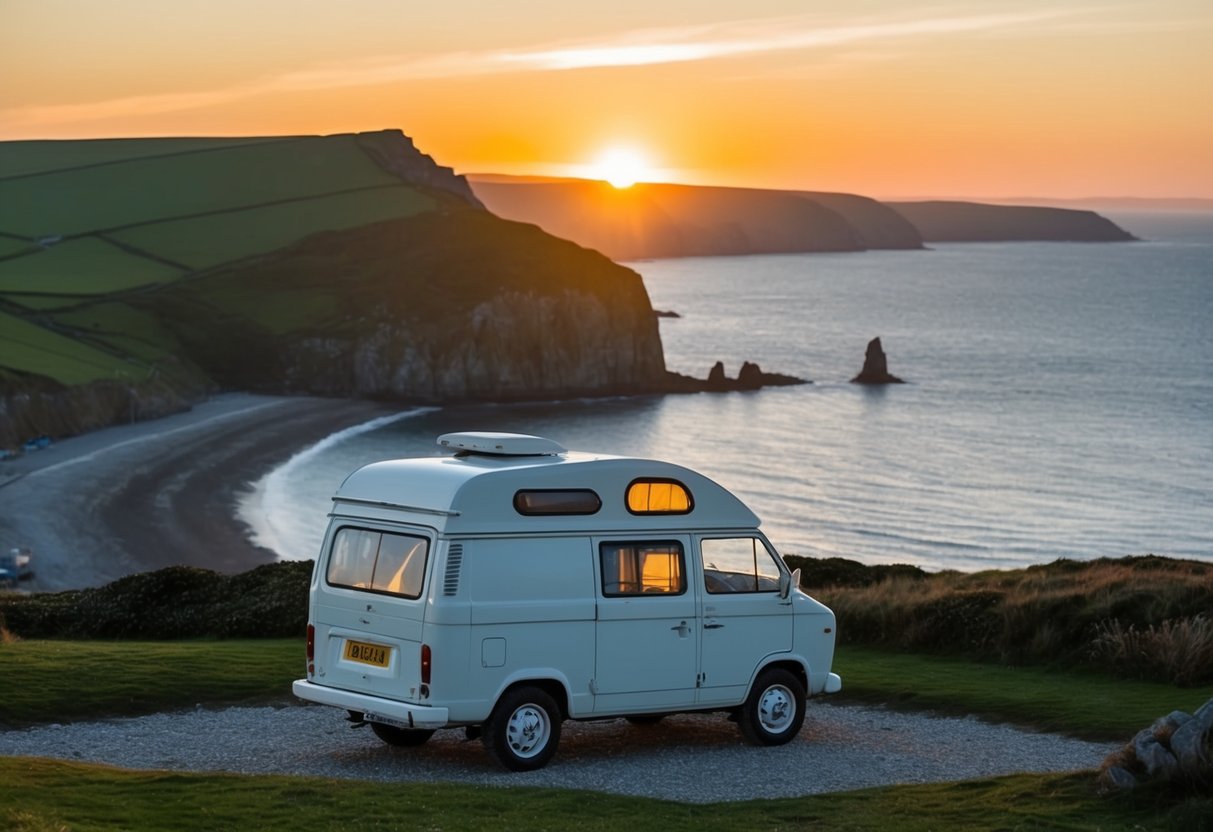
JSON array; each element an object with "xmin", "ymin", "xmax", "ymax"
[{"xmin": 0, "ymin": 561, "xmax": 312, "ymax": 639}]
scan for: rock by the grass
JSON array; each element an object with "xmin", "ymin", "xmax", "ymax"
[{"xmin": 1100, "ymin": 696, "xmax": 1213, "ymax": 792}]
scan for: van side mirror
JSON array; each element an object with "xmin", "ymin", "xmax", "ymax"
[{"xmin": 779, "ymin": 568, "xmax": 801, "ymax": 601}]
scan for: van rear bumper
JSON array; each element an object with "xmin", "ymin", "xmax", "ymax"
[{"xmin": 292, "ymin": 680, "xmax": 450, "ymax": 729}]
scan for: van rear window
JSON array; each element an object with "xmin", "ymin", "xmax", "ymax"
[
  {"xmin": 326, "ymin": 528, "xmax": 428, "ymax": 599},
  {"xmin": 514, "ymin": 489, "xmax": 602, "ymax": 515}
]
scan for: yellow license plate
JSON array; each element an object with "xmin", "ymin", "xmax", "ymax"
[{"xmin": 343, "ymin": 639, "xmax": 390, "ymax": 668}]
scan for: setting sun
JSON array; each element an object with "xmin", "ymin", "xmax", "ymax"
[{"xmin": 590, "ymin": 146, "xmax": 653, "ymax": 189}]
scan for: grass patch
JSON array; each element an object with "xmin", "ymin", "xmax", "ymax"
[
  {"xmin": 0, "ymin": 759, "xmax": 1207, "ymax": 831},
  {"xmin": 0, "ymin": 136, "xmax": 282, "ymax": 179},
  {"xmin": 0, "ymin": 237, "xmax": 183, "ymax": 294},
  {"xmin": 832, "ymin": 646, "xmax": 1213, "ymax": 741},
  {"xmin": 0, "ymin": 639, "xmax": 300, "ymax": 727},
  {"xmin": 0, "ymin": 310, "xmax": 146, "ymax": 384},
  {"xmin": 48, "ymin": 302, "xmax": 189, "ymax": 366},
  {"xmin": 111, "ymin": 185, "xmax": 434, "ymax": 270},
  {"xmin": 0, "ymin": 135, "xmax": 401, "ymax": 237},
  {"xmin": 0, "ymin": 236, "xmax": 34, "ymax": 258}
]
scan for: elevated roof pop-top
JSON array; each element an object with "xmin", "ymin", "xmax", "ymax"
[{"xmin": 332, "ymin": 431, "xmax": 762, "ymax": 534}]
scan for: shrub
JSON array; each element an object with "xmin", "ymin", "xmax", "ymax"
[
  {"xmin": 796, "ymin": 554, "xmax": 1213, "ymax": 684},
  {"xmin": 0, "ymin": 561, "xmax": 313, "ymax": 640},
  {"xmin": 1091, "ymin": 616, "xmax": 1213, "ymax": 687}
]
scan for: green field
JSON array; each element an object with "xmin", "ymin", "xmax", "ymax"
[
  {"xmin": 0, "ymin": 131, "xmax": 443, "ymax": 399},
  {"xmin": 0, "ymin": 235, "xmax": 34, "ymax": 258},
  {"xmin": 0, "ymin": 136, "xmax": 282, "ymax": 178},
  {"xmin": 0, "ymin": 310, "xmax": 148, "ymax": 384},
  {"xmin": 111, "ymin": 185, "xmax": 434, "ymax": 270},
  {"xmin": 0, "ymin": 135, "xmax": 403, "ymax": 237},
  {"xmin": 0, "ymin": 237, "xmax": 183, "ymax": 296}
]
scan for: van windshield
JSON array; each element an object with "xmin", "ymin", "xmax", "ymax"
[{"xmin": 327, "ymin": 528, "xmax": 428, "ymax": 599}]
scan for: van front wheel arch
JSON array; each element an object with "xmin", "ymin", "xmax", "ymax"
[
  {"xmin": 738, "ymin": 667, "xmax": 806, "ymax": 746},
  {"xmin": 483, "ymin": 685, "xmax": 562, "ymax": 771}
]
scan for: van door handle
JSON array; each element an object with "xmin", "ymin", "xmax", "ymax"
[
  {"xmin": 704, "ymin": 623, "xmax": 724, "ymax": 630},
  {"xmin": 670, "ymin": 621, "xmax": 689, "ymax": 636}
]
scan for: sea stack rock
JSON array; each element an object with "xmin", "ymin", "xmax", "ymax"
[{"xmin": 851, "ymin": 337, "xmax": 905, "ymax": 384}]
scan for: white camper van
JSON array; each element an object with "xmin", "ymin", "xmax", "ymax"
[{"xmin": 293, "ymin": 432, "xmax": 841, "ymax": 771}]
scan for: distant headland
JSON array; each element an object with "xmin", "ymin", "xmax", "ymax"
[{"xmin": 468, "ymin": 174, "xmax": 1136, "ymax": 260}]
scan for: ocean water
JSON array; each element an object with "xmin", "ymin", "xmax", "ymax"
[{"xmin": 242, "ymin": 213, "xmax": 1213, "ymax": 571}]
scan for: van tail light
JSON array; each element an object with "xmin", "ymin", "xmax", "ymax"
[
  {"xmin": 306, "ymin": 624, "xmax": 315, "ymax": 661},
  {"xmin": 420, "ymin": 643, "xmax": 432, "ymax": 685}
]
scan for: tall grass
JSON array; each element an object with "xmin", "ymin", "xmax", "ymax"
[
  {"xmin": 1092, "ymin": 616, "xmax": 1213, "ymax": 687},
  {"xmin": 789, "ymin": 554, "xmax": 1213, "ymax": 685}
]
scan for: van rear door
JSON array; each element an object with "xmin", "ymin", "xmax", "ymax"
[
  {"xmin": 311, "ymin": 525, "xmax": 432, "ymax": 703},
  {"xmin": 592, "ymin": 536, "xmax": 698, "ymax": 712}
]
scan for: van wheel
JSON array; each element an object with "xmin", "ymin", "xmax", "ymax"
[
  {"xmin": 738, "ymin": 668, "xmax": 805, "ymax": 746},
  {"xmin": 483, "ymin": 686, "xmax": 561, "ymax": 771},
  {"xmin": 370, "ymin": 722, "xmax": 435, "ymax": 747}
]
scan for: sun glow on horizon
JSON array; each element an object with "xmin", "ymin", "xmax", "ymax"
[{"xmin": 589, "ymin": 146, "xmax": 654, "ymax": 189}]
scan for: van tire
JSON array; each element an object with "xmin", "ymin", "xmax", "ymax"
[
  {"xmin": 369, "ymin": 722, "xmax": 435, "ymax": 747},
  {"xmin": 738, "ymin": 668, "xmax": 805, "ymax": 746},
  {"xmin": 483, "ymin": 686, "xmax": 562, "ymax": 771}
]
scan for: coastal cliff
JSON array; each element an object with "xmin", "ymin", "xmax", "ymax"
[
  {"xmin": 469, "ymin": 176, "xmax": 918, "ymax": 259},
  {"xmin": 471, "ymin": 175, "xmax": 1135, "ymax": 258},
  {"xmin": 888, "ymin": 201, "xmax": 1136, "ymax": 242},
  {"xmin": 0, "ymin": 132, "xmax": 667, "ymax": 446},
  {"xmin": 149, "ymin": 210, "xmax": 667, "ymax": 400}
]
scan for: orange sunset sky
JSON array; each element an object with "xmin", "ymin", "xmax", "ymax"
[{"xmin": 3, "ymin": 0, "xmax": 1211, "ymax": 199}]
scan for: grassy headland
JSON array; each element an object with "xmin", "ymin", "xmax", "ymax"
[
  {"xmin": 0, "ymin": 131, "xmax": 665, "ymax": 446},
  {"xmin": 786, "ymin": 554, "xmax": 1213, "ymax": 686}
]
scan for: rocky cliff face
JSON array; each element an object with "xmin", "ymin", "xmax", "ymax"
[
  {"xmin": 356, "ymin": 129, "xmax": 485, "ymax": 210},
  {"xmin": 153, "ymin": 210, "xmax": 668, "ymax": 402},
  {"xmin": 279, "ymin": 288, "xmax": 663, "ymax": 400},
  {"xmin": 0, "ymin": 378, "xmax": 199, "ymax": 448}
]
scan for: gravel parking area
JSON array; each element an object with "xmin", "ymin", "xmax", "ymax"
[{"xmin": 0, "ymin": 702, "xmax": 1114, "ymax": 802}]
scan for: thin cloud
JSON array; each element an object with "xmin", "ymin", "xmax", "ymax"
[
  {"xmin": 5, "ymin": 7, "xmax": 1100, "ymax": 127},
  {"xmin": 495, "ymin": 9, "xmax": 1085, "ymax": 71}
]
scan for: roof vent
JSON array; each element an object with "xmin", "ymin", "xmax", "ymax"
[{"xmin": 437, "ymin": 432, "xmax": 567, "ymax": 456}]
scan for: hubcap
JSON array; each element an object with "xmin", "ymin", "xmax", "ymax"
[
  {"xmin": 505, "ymin": 704, "xmax": 550, "ymax": 758},
  {"xmin": 758, "ymin": 684, "xmax": 795, "ymax": 733}
]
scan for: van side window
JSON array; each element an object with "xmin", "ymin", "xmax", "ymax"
[
  {"xmin": 514, "ymin": 489, "xmax": 602, "ymax": 515},
  {"xmin": 701, "ymin": 537, "xmax": 781, "ymax": 594},
  {"xmin": 600, "ymin": 541, "xmax": 685, "ymax": 596},
  {"xmin": 626, "ymin": 479, "xmax": 693, "ymax": 514},
  {"xmin": 327, "ymin": 528, "xmax": 428, "ymax": 599}
]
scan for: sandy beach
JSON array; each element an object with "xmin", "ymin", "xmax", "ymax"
[{"xmin": 0, "ymin": 394, "xmax": 396, "ymax": 592}]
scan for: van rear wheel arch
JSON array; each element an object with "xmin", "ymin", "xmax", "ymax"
[{"xmin": 492, "ymin": 678, "xmax": 572, "ymax": 721}]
